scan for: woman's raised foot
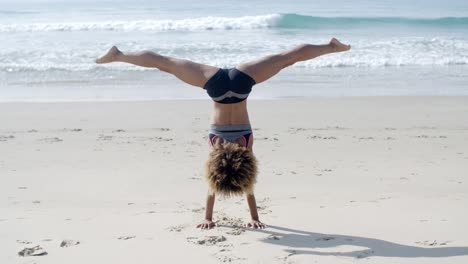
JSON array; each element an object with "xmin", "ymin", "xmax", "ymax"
[
  {"xmin": 330, "ymin": 38, "xmax": 351, "ymax": 52},
  {"xmin": 95, "ymin": 46, "xmax": 122, "ymax": 64}
]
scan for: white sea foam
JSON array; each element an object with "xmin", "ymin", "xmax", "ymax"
[
  {"xmin": 2, "ymin": 13, "xmax": 468, "ymax": 33},
  {"xmin": 1, "ymin": 37, "xmax": 467, "ymax": 72},
  {"xmin": 0, "ymin": 14, "xmax": 282, "ymax": 33}
]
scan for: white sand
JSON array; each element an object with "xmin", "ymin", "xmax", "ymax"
[{"xmin": 1, "ymin": 97, "xmax": 468, "ymax": 263}]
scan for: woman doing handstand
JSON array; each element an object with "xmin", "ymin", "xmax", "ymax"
[{"xmin": 96, "ymin": 38, "xmax": 350, "ymax": 229}]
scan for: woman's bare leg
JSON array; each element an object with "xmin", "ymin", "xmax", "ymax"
[
  {"xmin": 236, "ymin": 38, "xmax": 350, "ymax": 84},
  {"xmin": 96, "ymin": 46, "xmax": 219, "ymax": 88}
]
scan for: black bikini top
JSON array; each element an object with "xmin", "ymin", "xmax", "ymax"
[{"xmin": 203, "ymin": 68, "xmax": 256, "ymax": 104}]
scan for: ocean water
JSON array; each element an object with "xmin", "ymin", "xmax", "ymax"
[{"xmin": 1, "ymin": 0, "xmax": 468, "ymax": 101}]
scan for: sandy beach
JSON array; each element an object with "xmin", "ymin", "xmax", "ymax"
[{"xmin": 1, "ymin": 96, "xmax": 468, "ymax": 263}]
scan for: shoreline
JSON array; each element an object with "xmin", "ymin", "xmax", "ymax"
[
  {"xmin": 1, "ymin": 94, "xmax": 467, "ymax": 102},
  {"xmin": 2, "ymin": 65, "xmax": 468, "ymax": 102}
]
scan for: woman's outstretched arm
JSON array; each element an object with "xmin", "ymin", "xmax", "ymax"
[
  {"xmin": 196, "ymin": 191, "xmax": 216, "ymax": 229},
  {"xmin": 96, "ymin": 46, "xmax": 219, "ymax": 88},
  {"xmin": 246, "ymin": 193, "xmax": 266, "ymax": 228}
]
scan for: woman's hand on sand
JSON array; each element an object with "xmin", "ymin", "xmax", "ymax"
[
  {"xmin": 197, "ymin": 219, "xmax": 216, "ymax": 229},
  {"xmin": 247, "ymin": 220, "xmax": 266, "ymax": 229}
]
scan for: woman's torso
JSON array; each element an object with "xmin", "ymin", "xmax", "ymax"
[{"xmin": 211, "ymin": 100, "xmax": 250, "ymax": 125}]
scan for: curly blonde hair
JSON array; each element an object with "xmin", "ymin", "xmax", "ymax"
[{"xmin": 204, "ymin": 142, "xmax": 258, "ymax": 197}]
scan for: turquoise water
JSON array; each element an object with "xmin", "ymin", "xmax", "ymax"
[{"xmin": 1, "ymin": 0, "xmax": 468, "ymax": 101}]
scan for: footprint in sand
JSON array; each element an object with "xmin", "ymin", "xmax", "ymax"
[
  {"xmin": 167, "ymin": 225, "xmax": 188, "ymax": 232},
  {"xmin": 0, "ymin": 135, "xmax": 15, "ymax": 141},
  {"xmin": 417, "ymin": 135, "xmax": 429, "ymax": 138},
  {"xmin": 132, "ymin": 210, "xmax": 156, "ymax": 216},
  {"xmin": 60, "ymin": 239, "xmax": 80, "ymax": 247},
  {"xmin": 18, "ymin": 245, "xmax": 48, "ymax": 257},
  {"xmin": 63, "ymin": 128, "xmax": 82, "ymax": 132},
  {"xmin": 308, "ymin": 135, "xmax": 338, "ymax": 140},
  {"xmin": 188, "ymin": 177, "xmax": 201, "ymax": 180},
  {"xmin": 378, "ymin": 196, "xmax": 392, "ymax": 201},
  {"xmin": 187, "ymin": 235, "xmax": 227, "ymax": 246},
  {"xmin": 217, "ymin": 214, "xmax": 246, "ymax": 236},
  {"xmin": 258, "ymin": 197, "xmax": 271, "ymax": 204},
  {"xmin": 415, "ymin": 126, "xmax": 437, "ymax": 130},
  {"xmin": 280, "ymin": 250, "xmax": 298, "ymax": 263},
  {"xmin": 215, "ymin": 253, "xmax": 246, "ymax": 263},
  {"xmin": 415, "ymin": 240, "xmax": 450, "ymax": 246},
  {"xmin": 97, "ymin": 134, "xmax": 113, "ymax": 141},
  {"xmin": 16, "ymin": 240, "xmax": 32, "ymax": 244},
  {"xmin": 187, "ymin": 140, "xmax": 202, "ymax": 146},
  {"xmin": 38, "ymin": 137, "xmax": 63, "ymax": 143},
  {"xmin": 356, "ymin": 250, "xmax": 374, "ymax": 259},
  {"xmin": 226, "ymin": 229, "xmax": 244, "ymax": 236},
  {"xmin": 324, "ymin": 126, "xmax": 348, "ymax": 130},
  {"xmin": 0, "ymin": 135, "xmax": 15, "ymax": 140},
  {"xmin": 149, "ymin": 136, "xmax": 173, "ymax": 142},
  {"xmin": 288, "ymin": 127, "xmax": 308, "ymax": 134},
  {"xmin": 267, "ymin": 234, "xmax": 281, "ymax": 240},
  {"xmin": 315, "ymin": 236, "xmax": 335, "ymax": 241},
  {"xmin": 191, "ymin": 207, "xmax": 205, "ymax": 213},
  {"xmin": 118, "ymin": 236, "xmax": 136, "ymax": 240}
]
